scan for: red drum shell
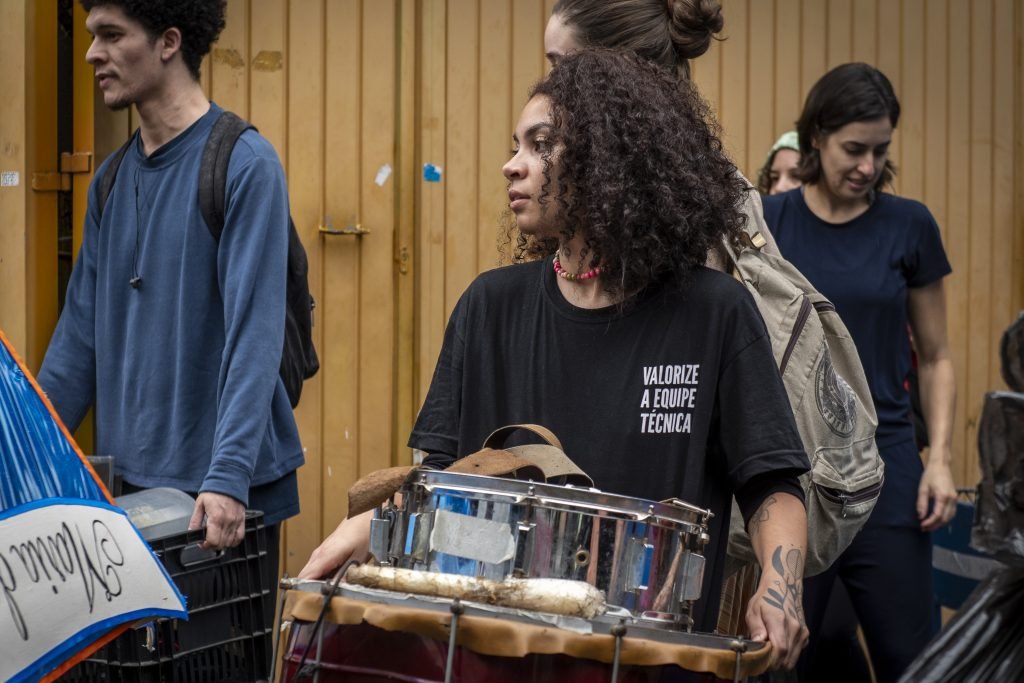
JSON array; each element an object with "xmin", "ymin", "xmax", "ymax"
[
  {"xmin": 278, "ymin": 583, "xmax": 770, "ymax": 683},
  {"xmin": 281, "ymin": 619, "xmax": 731, "ymax": 683}
]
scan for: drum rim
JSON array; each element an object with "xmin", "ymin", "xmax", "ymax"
[
  {"xmin": 283, "ymin": 579, "xmax": 766, "ymax": 653},
  {"xmin": 408, "ymin": 470, "xmax": 712, "ymax": 526}
]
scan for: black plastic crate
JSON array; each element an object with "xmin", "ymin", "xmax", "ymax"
[{"xmin": 61, "ymin": 512, "xmax": 272, "ymax": 683}]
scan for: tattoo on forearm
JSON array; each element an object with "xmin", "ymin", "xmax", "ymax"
[
  {"xmin": 748, "ymin": 495, "xmax": 777, "ymax": 538},
  {"xmin": 762, "ymin": 545, "xmax": 805, "ymax": 626}
]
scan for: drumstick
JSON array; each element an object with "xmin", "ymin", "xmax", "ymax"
[
  {"xmin": 651, "ymin": 543, "xmax": 683, "ymax": 612},
  {"xmin": 345, "ymin": 564, "xmax": 607, "ymax": 619}
]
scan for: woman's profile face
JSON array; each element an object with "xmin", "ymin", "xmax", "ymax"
[
  {"xmin": 814, "ymin": 117, "xmax": 893, "ymax": 203},
  {"xmin": 544, "ymin": 13, "xmax": 581, "ymax": 66},
  {"xmin": 769, "ymin": 148, "xmax": 801, "ymax": 195},
  {"xmin": 502, "ymin": 95, "xmax": 563, "ymax": 238}
]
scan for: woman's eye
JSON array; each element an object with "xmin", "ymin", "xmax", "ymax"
[{"xmin": 534, "ymin": 139, "xmax": 548, "ymax": 152}]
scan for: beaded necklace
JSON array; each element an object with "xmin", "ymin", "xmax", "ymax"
[{"xmin": 553, "ymin": 253, "xmax": 602, "ymax": 282}]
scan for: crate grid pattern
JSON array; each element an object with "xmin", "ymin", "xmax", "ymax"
[{"xmin": 61, "ymin": 513, "xmax": 271, "ymax": 683}]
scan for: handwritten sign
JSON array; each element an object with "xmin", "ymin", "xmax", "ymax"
[{"xmin": 0, "ymin": 499, "xmax": 186, "ymax": 683}]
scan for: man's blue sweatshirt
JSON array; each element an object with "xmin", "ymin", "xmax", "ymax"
[{"xmin": 39, "ymin": 104, "xmax": 303, "ymax": 523}]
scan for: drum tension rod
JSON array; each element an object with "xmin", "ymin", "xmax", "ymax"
[
  {"xmin": 610, "ymin": 619, "xmax": 627, "ymax": 683},
  {"xmin": 271, "ymin": 573, "xmax": 291, "ymax": 681},
  {"xmin": 290, "ymin": 560, "xmax": 362, "ymax": 682},
  {"xmin": 729, "ymin": 638, "xmax": 748, "ymax": 683},
  {"xmin": 444, "ymin": 599, "xmax": 465, "ymax": 683}
]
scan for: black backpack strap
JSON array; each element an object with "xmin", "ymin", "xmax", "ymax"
[
  {"xmin": 97, "ymin": 132, "xmax": 136, "ymax": 221},
  {"xmin": 198, "ymin": 110, "xmax": 255, "ymax": 241}
]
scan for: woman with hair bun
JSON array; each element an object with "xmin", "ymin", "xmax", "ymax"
[
  {"xmin": 544, "ymin": 0, "xmax": 781, "ymax": 265},
  {"xmin": 545, "ymin": 0, "xmax": 723, "ymax": 79}
]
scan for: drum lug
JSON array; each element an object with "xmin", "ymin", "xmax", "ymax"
[
  {"xmin": 677, "ymin": 550, "xmax": 705, "ymax": 602},
  {"xmin": 388, "ymin": 510, "xmax": 408, "ymax": 566},
  {"xmin": 407, "ymin": 512, "xmax": 434, "ymax": 565},
  {"xmin": 369, "ymin": 508, "xmax": 393, "ymax": 564},
  {"xmin": 512, "ymin": 522, "xmax": 535, "ymax": 577},
  {"xmin": 625, "ymin": 537, "xmax": 655, "ymax": 593}
]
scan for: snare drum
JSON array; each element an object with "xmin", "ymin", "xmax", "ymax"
[
  {"xmin": 369, "ymin": 470, "xmax": 713, "ymax": 627},
  {"xmin": 277, "ymin": 580, "xmax": 770, "ymax": 683}
]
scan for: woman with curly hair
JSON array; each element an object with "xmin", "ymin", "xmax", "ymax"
[
  {"xmin": 544, "ymin": 0, "xmax": 781, "ymax": 264},
  {"xmin": 302, "ymin": 49, "xmax": 809, "ymax": 670}
]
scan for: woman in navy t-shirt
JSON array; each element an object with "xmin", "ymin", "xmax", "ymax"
[{"xmin": 763, "ymin": 63, "xmax": 958, "ymax": 683}]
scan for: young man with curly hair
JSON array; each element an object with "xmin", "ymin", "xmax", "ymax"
[
  {"xmin": 39, "ymin": 0, "xmax": 303, "ymax": 568},
  {"xmin": 301, "ymin": 49, "xmax": 810, "ymax": 671}
]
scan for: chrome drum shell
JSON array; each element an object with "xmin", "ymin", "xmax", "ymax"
[{"xmin": 372, "ymin": 470, "xmax": 713, "ymax": 626}]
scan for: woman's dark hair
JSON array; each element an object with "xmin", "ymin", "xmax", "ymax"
[
  {"xmin": 509, "ymin": 48, "xmax": 745, "ymax": 299},
  {"xmin": 796, "ymin": 62, "xmax": 901, "ymax": 189},
  {"xmin": 551, "ymin": 0, "xmax": 723, "ymax": 80},
  {"xmin": 81, "ymin": 0, "xmax": 227, "ymax": 80}
]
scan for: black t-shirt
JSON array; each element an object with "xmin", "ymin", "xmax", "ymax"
[{"xmin": 409, "ymin": 258, "xmax": 808, "ymax": 630}]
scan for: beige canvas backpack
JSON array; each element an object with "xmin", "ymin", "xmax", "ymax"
[{"xmin": 723, "ymin": 231, "xmax": 885, "ymax": 577}]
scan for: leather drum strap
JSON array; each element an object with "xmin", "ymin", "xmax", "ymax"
[
  {"xmin": 483, "ymin": 424, "xmax": 565, "ymax": 451},
  {"xmin": 347, "ymin": 424, "xmax": 592, "ymax": 517},
  {"xmin": 347, "ymin": 465, "xmax": 417, "ymax": 518},
  {"xmin": 347, "ymin": 450, "xmax": 549, "ymax": 518},
  {"xmin": 483, "ymin": 424, "xmax": 593, "ymax": 487}
]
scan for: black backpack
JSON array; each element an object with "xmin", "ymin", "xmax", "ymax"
[{"xmin": 98, "ymin": 110, "xmax": 319, "ymax": 408}]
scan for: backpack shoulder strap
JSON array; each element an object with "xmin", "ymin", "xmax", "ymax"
[
  {"xmin": 198, "ymin": 110, "xmax": 256, "ymax": 242},
  {"xmin": 96, "ymin": 132, "xmax": 136, "ymax": 221}
]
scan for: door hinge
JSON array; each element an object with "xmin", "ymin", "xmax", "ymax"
[
  {"xmin": 60, "ymin": 152, "xmax": 93, "ymax": 174},
  {"xmin": 31, "ymin": 173, "xmax": 70, "ymax": 192},
  {"xmin": 32, "ymin": 152, "xmax": 93, "ymax": 192}
]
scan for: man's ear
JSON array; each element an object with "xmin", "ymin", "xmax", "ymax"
[{"xmin": 159, "ymin": 27, "xmax": 183, "ymax": 63}]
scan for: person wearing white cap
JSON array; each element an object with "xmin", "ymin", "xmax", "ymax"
[{"xmin": 757, "ymin": 130, "xmax": 801, "ymax": 196}]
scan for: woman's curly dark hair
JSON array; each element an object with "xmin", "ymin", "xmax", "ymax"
[
  {"xmin": 81, "ymin": 0, "xmax": 227, "ymax": 80},
  {"xmin": 509, "ymin": 48, "xmax": 746, "ymax": 298}
]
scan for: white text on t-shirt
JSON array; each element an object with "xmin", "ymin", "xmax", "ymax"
[{"xmin": 639, "ymin": 364, "xmax": 700, "ymax": 434}]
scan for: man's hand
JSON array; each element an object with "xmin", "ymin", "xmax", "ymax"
[
  {"xmin": 189, "ymin": 491, "xmax": 246, "ymax": 549},
  {"xmin": 298, "ymin": 509, "xmax": 374, "ymax": 579},
  {"xmin": 746, "ymin": 545, "xmax": 809, "ymax": 670}
]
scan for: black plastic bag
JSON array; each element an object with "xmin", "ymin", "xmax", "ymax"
[
  {"xmin": 1001, "ymin": 311, "xmax": 1024, "ymax": 392},
  {"xmin": 899, "ymin": 567, "xmax": 1024, "ymax": 682},
  {"xmin": 972, "ymin": 392, "xmax": 1024, "ymax": 561}
]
